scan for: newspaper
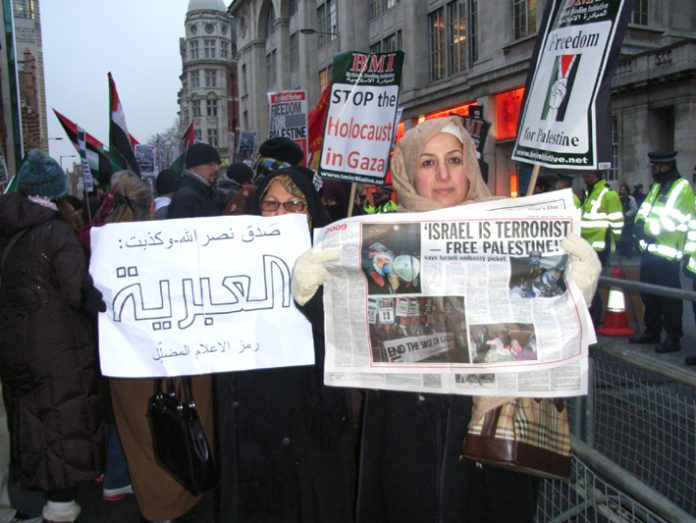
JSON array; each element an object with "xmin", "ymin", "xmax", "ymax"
[{"xmin": 316, "ymin": 189, "xmax": 593, "ymax": 397}]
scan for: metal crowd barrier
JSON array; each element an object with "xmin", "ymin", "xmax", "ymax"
[{"xmin": 534, "ymin": 274, "xmax": 696, "ymax": 522}]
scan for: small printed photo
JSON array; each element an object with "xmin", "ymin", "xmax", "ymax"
[
  {"xmin": 368, "ymin": 296, "xmax": 469, "ymax": 364},
  {"xmin": 469, "ymin": 323, "xmax": 538, "ymax": 363},
  {"xmin": 361, "ymin": 223, "xmax": 421, "ymax": 295},
  {"xmin": 509, "ymin": 252, "xmax": 568, "ymax": 299}
]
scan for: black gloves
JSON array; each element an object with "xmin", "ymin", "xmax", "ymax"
[{"xmin": 81, "ymin": 273, "xmax": 106, "ymax": 318}]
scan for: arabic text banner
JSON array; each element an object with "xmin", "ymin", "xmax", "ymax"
[{"xmin": 90, "ymin": 214, "xmax": 314, "ymax": 378}]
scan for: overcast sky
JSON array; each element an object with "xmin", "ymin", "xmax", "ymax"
[{"xmin": 42, "ymin": 0, "xmax": 190, "ymax": 165}]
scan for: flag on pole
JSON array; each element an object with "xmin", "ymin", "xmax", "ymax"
[
  {"xmin": 307, "ymin": 84, "xmax": 331, "ymax": 170},
  {"xmin": 108, "ymin": 72, "xmax": 140, "ymax": 175},
  {"xmin": 53, "ymin": 108, "xmax": 113, "ymax": 187},
  {"xmin": 169, "ymin": 122, "xmax": 195, "ymax": 173}
]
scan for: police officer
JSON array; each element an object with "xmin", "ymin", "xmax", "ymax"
[
  {"xmin": 580, "ymin": 169, "xmax": 623, "ymax": 326},
  {"xmin": 555, "ymin": 172, "xmax": 581, "ymax": 208},
  {"xmin": 629, "ymin": 150, "xmax": 695, "ymax": 354}
]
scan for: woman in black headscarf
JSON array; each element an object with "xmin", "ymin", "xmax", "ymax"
[{"xmin": 216, "ymin": 166, "xmax": 356, "ymax": 523}]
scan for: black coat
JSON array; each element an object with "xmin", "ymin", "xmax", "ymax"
[
  {"xmin": 0, "ymin": 193, "xmax": 102, "ymax": 490},
  {"xmin": 216, "ymin": 291, "xmax": 356, "ymax": 522},
  {"xmin": 356, "ymin": 391, "xmax": 539, "ymax": 523},
  {"xmin": 167, "ymin": 172, "xmax": 220, "ymax": 218}
]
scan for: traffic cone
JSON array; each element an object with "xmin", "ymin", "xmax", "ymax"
[{"xmin": 597, "ymin": 265, "xmax": 636, "ymax": 336}]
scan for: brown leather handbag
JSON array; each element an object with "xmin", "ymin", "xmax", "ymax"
[{"xmin": 461, "ymin": 397, "xmax": 571, "ymax": 479}]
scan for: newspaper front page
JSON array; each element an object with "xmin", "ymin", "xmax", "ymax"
[{"xmin": 316, "ymin": 190, "xmax": 593, "ymax": 397}]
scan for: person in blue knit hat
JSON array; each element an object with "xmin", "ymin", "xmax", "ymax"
[{"xmin": 0, "ymin": 149, "xmax": 104, "ymax": 523}]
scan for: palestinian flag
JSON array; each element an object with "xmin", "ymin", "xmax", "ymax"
[
  {"xmin": 108, "ymin": 72, "xmax": 140, "ymax": 175},
  {"xmin": 53, "ymin": 108, "xmax": 113, "ymax": 187},
  {"xmin": 307, "ymin": 84, "xmax": 331, "ymax": 170},
  {"xmin": 169, "ymin": 122, "xmax": 195, "ymax": 173}
]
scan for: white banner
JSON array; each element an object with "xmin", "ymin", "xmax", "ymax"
[{"xmin": 90, "ymin": 214, "xmax": 314, "ymax": 377}]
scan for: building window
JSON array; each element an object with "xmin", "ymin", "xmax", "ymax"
[
  {"xmin": 220, "ymin": 41, "xmax": 229, "ymax": 59},
  {"xmin": 383, "ymin": 31, "xmax": 402, "ymax": 52},
  {"xmin": 447, "ymin": 1, "xmax": 466, "ymax": 75},
  {"xmin": 513, "ymin": 0, "xmax": 536, "ymax": 40},
  {"xmin": 369, "ymin": 0, "xmax": 381, "ymax": 19},
  {"xmin": 191, "ymin": 70, "xmax": 200, "ymax": 88},
  {"xmin": 319, "ymin": 66, "xmax": 332, "ymax": 92},
  {"xmin": 192, "ymin": 99, "xmax": 201, "ymax": 117},
  {"xmin": 205, "ymin": 69, "xmax": 217, "ymax": 87},
  {"xmin": 265, "ymin": 5, "xmax": 275, "ymax": 36},
  {"xmin": 289, "ymin": 0, "xmax": 298, "ymax": 16},
  {"xmin": 317, "ymin": 0, "xmax": 338, "ymax": 47},
  {"xmin": 289, "ymin": 33, "xmax": 299, "ymax": 71},
  {"xmin": 207, "ymin": 128, "xmax": 218, "ymax": 147},
  {"xmin": 241, "ymin": 64, "xmax": 247, "ymax": 94},
  {"xmin": 385, "ymin": 0, "xmax": 399, "ymax": 9},
  {"xmin": 194, "ymin": 129, "xmax": 202, "ymax": 141},
  {"xmin": 468, "ymin": 0, "xmax": 478, "ymax": 63},
  {"xmin": 609, "ymin": 116, "xmax": 619, "ymax": 182},
  {"xmin": 207, "ymin": 98, "xmax": 218, "ymax": 117},
  {"xmin": 631, "ymin": 0, "xmax": 648, "ymax": 25},
  {"xmin": 13, "ymin": 0, "xmax": 35, "ymax": 19},
  {"xmin": 190, "ymin": 40, "xmax": 199, "ymax": 60},
  {"xmin": 428, "ymin": 8, "xmax": 445, "ymax": 81},
  {"xmin": 204, "ymin": 39, "xmax": 215, "ymax": 58},
  {"xmin": 266, "ymin": 50, "xmax": 277, "ymax": 88},
  {"xmin": 243, "ymin": 110, "xmax": 248, "ymax": 129},
  {"xmin": 369, "ymin": 42, "xmax": 381, "ymax": 54}
]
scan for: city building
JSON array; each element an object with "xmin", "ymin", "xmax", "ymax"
[
  {"xmin": 227, "ymin": 0, "xmax": 696, "ymax": 195},
  {"xmin": 178, "ymin": 0, "xmax": 240, "ymax": 163},
  {"xmin": 13, "ymin": 0, "xmax": 48, "ymax": 154}
]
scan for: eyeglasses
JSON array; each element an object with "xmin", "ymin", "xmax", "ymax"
[{"xmin": 259, "ymin": 199, "xmax": 306, "ymax": 213}]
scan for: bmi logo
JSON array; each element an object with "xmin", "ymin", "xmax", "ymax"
[{"xmin": 541, "ymin": 54, "xmax": 581, "ymax": 122}]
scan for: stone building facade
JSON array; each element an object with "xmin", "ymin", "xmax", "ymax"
[
  {"xmin": 179, "ymin": 0, "xmax": 239, "ymax": 162},
  {"xmin": 227, "ymin": 0, "xmax": 696, "ymax": 195}
]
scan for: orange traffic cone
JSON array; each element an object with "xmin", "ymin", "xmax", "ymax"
[{"xmin": 597, "ymin": 265, "xmax": 636, "ymax": 336}]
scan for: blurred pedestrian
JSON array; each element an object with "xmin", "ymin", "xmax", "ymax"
[
  {"xmin": 167, "ymin": 143, "xmax": 221, "ymax": 218},
  {"xmin": 618, "ymin": 182, "xmax": 638, "ymax": 258},
  {"xmin": 153, "ymin": 168, "xmax": 182, "ymax": 219}
]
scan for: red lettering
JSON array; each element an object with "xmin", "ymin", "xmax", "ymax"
[{"xmin": 351, "ymin": 53, "xmax": 368, "ymax": 72}]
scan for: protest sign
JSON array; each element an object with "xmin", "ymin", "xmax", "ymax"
[
  {"xmin": 268, "ymin": 90, "xmax": 308, "ymax": 163},
  {"xmin": 319, "ymin": 51, "xmax": 405, "ymax": 185},
  {"xmin": 134, "ymin": 143, "xmax": 156, "ymax": 179},
  {"xmin": 314, "ymin": 190, "xmax": 593, "ymax": 397},
  {"xmin": 90, "ymin": 214, "xmax": 314, "ymax": 378},
  {"xmin": 237, "ymin": 130, "xmax": 257, "ymax": 160},
  {"xmin": 460, "ymin": 105, "xmax": 490, "ymax": 160},
  {"xmin": 77, "ymin": 126, "xmax": 94, "ymax": 192},
  {"xmin": 512, "ymin": 0, "xmax": 634, "ymax": 169}
]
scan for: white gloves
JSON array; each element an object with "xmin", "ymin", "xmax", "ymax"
[
  {"xmin": 562, "ymin": 233, "xmax": 602, "ymax": 305},
  {"xmin": 292, "ymin": 249, "xmax": 341, "ymax": 305}
]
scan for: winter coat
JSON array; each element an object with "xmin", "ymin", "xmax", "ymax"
[
  {"xmin": 0, "ymin": 192, "xmax": 102, "ymax": 491},
  {"xmin": 166, "ymin": 171, "xmax": 220, "ymax": 218},
  {"xmin": 357, "ymin": 391, "xmax": 539, "ymax": 523},
  {"xmin": 216, "ymin": 290, "xmax": 356, "ymax": 523}
]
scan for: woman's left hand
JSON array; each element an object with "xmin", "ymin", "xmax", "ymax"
[{"xmin": 562, "ymin": 233, "xmax": 601, "ymax": 305}]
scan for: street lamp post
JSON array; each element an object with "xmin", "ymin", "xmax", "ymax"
[
  {"xmin": 59, "ymin": 155, "xmax": 77, "ymax": 171},
  {"xmin": 299, "ymin": 27, "xmax": 341, "ymax": 52}
]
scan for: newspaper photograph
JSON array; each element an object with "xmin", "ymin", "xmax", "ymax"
[{"xmin": 316, "ymin": 189, "xmax": 593, "ymax": 397}]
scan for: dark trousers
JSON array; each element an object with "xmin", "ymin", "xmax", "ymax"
[
  {"xmin": 589, "ymin": 249, "xmax": 610, "ymax": 327},
  {"xmin": 639, "ymin": 252, "xmax": 683, "ymax": 339}
]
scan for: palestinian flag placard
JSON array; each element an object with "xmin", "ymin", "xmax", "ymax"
[{"xmin": 512, "ymin": 0, "xmax": 635, "ymax": 170}]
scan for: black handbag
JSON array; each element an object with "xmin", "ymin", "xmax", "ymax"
[{"xmin": 148, "ymin": 377, "xmax": 218, "ymax": 495}]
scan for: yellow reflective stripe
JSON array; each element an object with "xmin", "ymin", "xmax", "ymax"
[{"xmin": 580, "ymin": 221, "xmax": 610, "ymax": 229}]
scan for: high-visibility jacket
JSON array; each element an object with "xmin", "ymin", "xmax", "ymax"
[
  {"xmin": 635, "ymin": 177, "xmax": 694, "ymax": 262},
  {"xmin": 580, "ymin": 179, "xmax": 623, "ymax": 253}
]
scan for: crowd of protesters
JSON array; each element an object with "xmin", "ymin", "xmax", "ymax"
[{"xmin": 0, "ymin": 122, "xmax": 606, "ymax": 523}]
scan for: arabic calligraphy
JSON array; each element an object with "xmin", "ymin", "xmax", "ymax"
[
  {"xmin": 152, "ymin": 339, "xmax": 261, "ymax": 362},
  {"xmin": 120, "ymin": 224, "xmax": 281, "ymax": 250},
  {"xmin": 112, "ymin": 254, "xmax": 292, "ymax": 329}
]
